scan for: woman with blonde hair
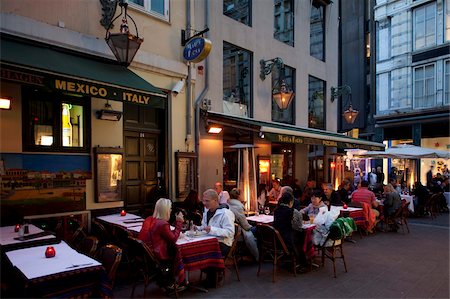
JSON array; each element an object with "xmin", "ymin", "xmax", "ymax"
[{"xmin": 139, "ymin": 198, "xmax": 184, "ymax": 262}]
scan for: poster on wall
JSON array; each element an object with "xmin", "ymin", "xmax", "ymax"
[
  {"xmin": 94, "ymin": 147, "xmax": 123, "ymax": 202},
  {"xmin": 0, "ymin": 153, "xmax": 91, "ymax": 224}
]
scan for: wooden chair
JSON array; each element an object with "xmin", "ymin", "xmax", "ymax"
[
  {"xmin": 256, "ymin": 224, "xmax": 296, "ymax": 282},
  {"xmin": 425, "ymin": 193, "xmax": 442, "ymax": 219},
  {"xmin": 224, "ymin": 223, "xmax": 241, "ymax": 282},
  {"xmin": 315, "ymin": 221, "xmax": 348, "ymax": 278},
  {"xmin": 91, "ymin": 219, "xmax": 112, "ymax": 246},
  {"xmin": 96, "ymin": 244, "xmax": 122, "ymax": 288},
  {"xmin": 68, "ymin": 226, "xmax": 88, "ymax": 248},
  {"xmin": 386, "ymin": 199, "xmax": 410, "ymax": 234},
  {"xmin": 77, "ymin": 236, "xmax": 99, "ymax": 257}
]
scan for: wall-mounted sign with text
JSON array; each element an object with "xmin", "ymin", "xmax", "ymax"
[{"xmin": 183, "ymin": 37, "xmax": 212, "ymax": 63}]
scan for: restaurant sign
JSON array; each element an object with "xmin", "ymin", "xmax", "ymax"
[
  {"xmin": 183, "ymin": 37, "xmax": 212, "ymax": 63},
  {"xmin": 1, "ymin": 67, "xmax": 159, "ymax": 107},
  {"xmin": 266, "ymin": 133, "xmax": 384, "ymax": 151}
]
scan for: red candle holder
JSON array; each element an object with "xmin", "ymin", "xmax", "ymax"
[
  {"xmin": 120, "ymin": 210, "xmax": 126, "ymax": 216},
  {"xmin": 45, "ymin": 246, "xmax": 56, "ymax": 258},
  {"xmin": 14, "ymin": 224, "xmax": 21, "ymax": 232},
  {"xmin": 343, "ymin": 204, "xmax": 348, "ymax": 209}
]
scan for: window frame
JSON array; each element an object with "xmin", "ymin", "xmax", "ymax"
[
  {"xmin": 445, "ymin": 59, "xmax": 450, "ymax": 105},
  {"xmin": 413, "ymin": 62, "xmax": 437, "ymax": 109},
  {"xmin": 308, "ymin": 75, "xmax": 326, "ymax": 130},
  {"xmin": 413, "ymin": 2, "xmax": 437, "ymax": 51},
  {"xmin": 22, "ymin": 86, "xmax": 91, "ymax": 153},
  {"xmin": 128, "ymin": 0, "xmax": 170, "ymax": 22},
  {"xmin": 274, "ymin": 0, "xmax": 295, "ymax": 47}
]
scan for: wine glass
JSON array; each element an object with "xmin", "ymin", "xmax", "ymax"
[{"xmin": 264, "ymin": 206, "xmax": 270, "ymax": 215}]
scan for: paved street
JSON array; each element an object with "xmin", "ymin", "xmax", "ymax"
[{"xmin": 114, "ymin": 213, "xmax": 449, "ymax": 299}]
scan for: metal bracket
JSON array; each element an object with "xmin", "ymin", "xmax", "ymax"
[
  {"xmin": 100, "ymin": 0, "xmax": 118, "ymax": 30},
  {"xmin": 181, "ymin": 27, "xmax": 210, "ymax": 46},
  {"xmin": 259, "ymin": 57, "xmax": 284, "ymax": 80},
  {"xmin": 330, "ymin": 85, "xmax": 351, "ymax": 102}
]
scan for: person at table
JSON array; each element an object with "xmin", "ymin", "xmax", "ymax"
[
  {"xmin": 214, "ymin": 182, "xmax": 230, "ymax": 205},
  {"xmin": 300, "ymin": 190, "xmax": 327, "ymax": 219},
  {"xmin": 301, "ymin": 180, "xmax": 315, "ymax": 206},
  {"xmin": 198, "ymin": 189, "xmax": 235, "ymax": 257},
  {"xmin": 350, "ymin": 180, "xmax": 380, "ymax": 218},
  {"xmin": 138, "ymin": 198, "xmax": 184, "ymax": 283},
  {"xmin": 183, "ymin": 190, "xmax": 204, "ymax": 226},
  {"xmin": 411, "ymin": 181, "xmax": 430, "ymax": 216},
  {"xmin": 337, "ymin": 179, "xmax": 352, "ymax": 204},
  {"xmin": 383, "ymin": 184, "xmax": 402, "ymax": 217},
  {"xmin": 257, "ymin": 183, "xmax": 268, "ymax": 209},
  {"xmin": 228, "ymin": 188, "xmax": 259, "ymax": 261},
  {"xmin": 278, "ymin": 186, "xmax": 301, "ymax": 210},
  {"xmin": 268, "ymin": 178, "xmax": 282, "ymax": 203},
  {"xmin": 323, "ymin": 183, "xmax": 342, "ymax": 207},
  {"xmin": 274, "ymin": 192, "xmax": 308, "ymax": 272}
]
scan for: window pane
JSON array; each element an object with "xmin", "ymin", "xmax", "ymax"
[
  {"xmin": 129, "ymin": 0, "xmax": 144, "ymax": 6},
  {"xmin": 223, "ymin": 0, "xmax": 251, "ymax": 26},
  {"xmin": 414, "ymin": 3, "xmax": 436, "ymax": 49},
  {"xmin": 62, "ymin": 103, "xmax": 84, "ymax": 147},
  {"xmin": 151, "ymin": 0, "xmax": 164, "ymax": 15},
  {"xmin": 274, "ymin": 0, "xmax": 294, "ymax": 46},
  {"xmin": 308, "ymin": 76, "xmax": 325, "ymax": 130},
  {"xmin": 29, "ymin": 99, "xmax": 54, "ymax": 146},
  {"xmin": 310, "ymin": 4, "xmax": 325, "ymax": 60},
  {"xmin": 445, "ymin": 60, "xmax": 450, "ymax": 104},
  {"xmin": 223, "ymin": 42, "xmax": 252, "ymax": 117}
]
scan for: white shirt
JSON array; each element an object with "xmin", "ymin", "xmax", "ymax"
[{"xmin": 218, "ymin": 190, "xmax": 230, "ymax": 204}]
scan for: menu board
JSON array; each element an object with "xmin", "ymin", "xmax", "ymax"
[
  {"xmin": 175, "ymin": 152, "xmax": 197, "ymax": 199},
  {"xmin": 94, "ymin": 147, "xmax": 123, "ymax": 202}
]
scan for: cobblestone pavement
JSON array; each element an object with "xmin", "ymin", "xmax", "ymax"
[{"xmin": 114, "ymin": 213, "xmax": 449, "ymax": 299}]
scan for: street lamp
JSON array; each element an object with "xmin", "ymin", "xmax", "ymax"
[
  {"xmin": 104, "ymin": 0, "xmax": 143, "ymax": 66},
  {"xmin": 260, "ymin": 58, "xmax": 295, "ymax": 110},
  {"xmin": 330, "ymin": 85, "xmax": 359, "ymax": 124}
]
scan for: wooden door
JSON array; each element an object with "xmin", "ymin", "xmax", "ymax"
[{"xmin": 124, "ymin": 130, "xmax": 159, "ymax": 211}]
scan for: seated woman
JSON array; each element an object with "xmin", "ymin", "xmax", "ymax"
[
  {"xmin": 139, "ymin": 198, "xmax": 184, "ymax": 287},
  {"xmin": 228, "ymin": 188, "xmax": 259, "ymax": 261},
  {"xmin": 383, "ymin": 184, "xmax": 402, "ymax": 217},
  {"xmin": 183, "ymin": 190, "xmax": 203, "ymax": 226},
  {"xmin": 300, "ymin": 190, "xmax": 327, "ymax": 220}
]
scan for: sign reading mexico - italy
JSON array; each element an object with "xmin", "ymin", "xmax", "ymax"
[{"xmin": 183, "ymin": 37, "xmax": 212, "ymax": 63}]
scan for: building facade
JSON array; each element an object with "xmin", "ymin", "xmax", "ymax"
[
  {"xmin": 374, "ymin": 0, "xmax": 450, "ymax": 184},
  {"xmin": 0, "ymin": 0, "xmax": 193, "ymax": 222}
]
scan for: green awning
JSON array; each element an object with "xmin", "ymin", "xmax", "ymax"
[
  {"xmin": 0, "ymin": 37, "xmax": 166, "ymax": 108},
  {"xmin": 207, "ymin": 111, "xmax": 385, "ymax": 151}
]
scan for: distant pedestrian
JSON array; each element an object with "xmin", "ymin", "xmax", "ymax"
[
  {"xmin": 376, "ymin": 166, "xmax": 385, "ymax": 184},
  {"xmin": 426, "ymin": 166, "xmax": 434, "ymax": 189}
]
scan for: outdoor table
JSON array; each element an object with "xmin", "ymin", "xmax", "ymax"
[
  {"xmin": 3, "ymin": 241, "xmax": 111, "ymax": 298},
  {"xmin": 246, "ymin": 214, "xmax": 274, "ymax": 224},
  {"xmin": 0, "ymin": 224, "xmax": 59, "ymax": 252},
  {"xmin": 97, "ymin": 212, "xmax": 144, "ymax": 229},
  {"xmin": 301, "ymin": 223, "xmax": 316, "ymax": 259}
]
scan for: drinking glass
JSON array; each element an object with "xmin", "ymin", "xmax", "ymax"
[{"xmin": 264, "ymin": 206, "xmax": 270, "ymax": 215}]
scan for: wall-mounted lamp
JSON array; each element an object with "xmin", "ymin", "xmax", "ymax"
[
  {"xmin": 0, "ymin": 97, "xmax": 12, "ymax": 110},
  {"xmin": 207, "ymin": 124, "xmax": 223, "ymax": 134},
  {"xmin": 97, "ymin": 100, "xmax": 122, "ymax": 121},
  {"xmin": 330, "ymin": 85, "xmax": 359, "ymax": 124},
  {"xmin": 103, "ymin": 0, "xmax": 143, "ymax": 66},
  {"xmin": 260, "ymin": 57, "xmax": 295, "ymax": 110}
]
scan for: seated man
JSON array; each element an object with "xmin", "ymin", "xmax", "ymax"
[
  {"xmin": 350, "ymin": 180, "xmax": 380, "ymax": 218},
  {"xmin": 198, "ymin": 189, "xmax": 235, "ymax": 257},
  {"xmin": 323, "ymin": 183, "xmax": 342, "ymax": 207},
  {"xmin": 215, "ymin": 182, "xmax": 230, "ymax": 205}
]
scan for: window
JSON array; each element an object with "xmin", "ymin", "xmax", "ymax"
[
  {"xmin": 390, "ymin": 67, "xmax": 410, "ymax": 109},
  {"xmin": 413, "ymin": 2, "xmax": 436, "ymax": 50},
  {"xmin": 376, "ymin": 72, "xmax": 390, "ymax": 112},
  {"xmin": 376, "ymin": 19, "xmax": 391, "ymax": 61},
  {"xmin": 445, "ymin": 60, "xmax": 450, "ymax": 105},
  {"xmin": 223, "ymin": 0, "xmax": 251, "ymax": 26},
  {"xmin": 272, "ymin": 65, "xmax": 295, "ymax": 124},
  {"xmin": 223, "ymin": 42, "xmax": 252, "ymax": 117},
  {"xmin": 310, "ymin": 2, "xmax": 325, "ymax": 61},
  {"xmin": 22, "ymin": 87, "xmax": 90, "ymax": 152},
  {"xmin": 413, "ymin": 63, "xmax": 436, "ymax": 109},
  {"xmin": 308, "ymin": 76, "xmax": 325, "ymax": 130},
  {"xmin": 129, "ymin": 0, "xmax": 169, "ymax": 21},
  {"xmin": 274, "ymin": 0, "xmax": 294, "ymax": 46},
  {"xmin": 446, "ymin": 0, "xmax": 450, "ymax": 41}
]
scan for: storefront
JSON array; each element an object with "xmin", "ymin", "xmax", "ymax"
[
  {"xmin": 200, "ymin": 111, "xmax": 385, "ymax": 209},
  {"xmin": 0, "ymin": 35, "xmax": 167, "ymax": 224}
]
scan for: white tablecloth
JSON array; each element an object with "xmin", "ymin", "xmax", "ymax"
[
  {"xmin": 176, "ymin": 233, "xmax": 217, "ymax": 245},
  {"xmin": 0, "ymin": 224, "xmax": 56, "ymax": 246},
  {"xmin": 246, "ymin": 214, "xmax": 274, "ymax": 224},
  {"xmin": 329, "ymin": 206, "xmax": 363, "ymax": 213},
  {"xmin": 444, "ymin": 192, "xmax": 450, "ymax": 208},
  {"xmin": 97, "ymin": 213, "xmax": 144, "ymax": 228},
  {"xmin": 6, "ymin": 241, "xmax": 101, "ymax": 279},
  {"xmin": 400, "ymin": 194, "xmax": 415, "ymax": 213}
]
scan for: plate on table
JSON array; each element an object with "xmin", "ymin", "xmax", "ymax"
[{"xmin": 185, "ymin": 230, "xmax": 207, "ymax": 237}]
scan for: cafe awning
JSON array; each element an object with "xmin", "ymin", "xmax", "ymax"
[
  {"xmin": 0, "ymin": 36, "xmax": 166, "ymax": 108},
  {"xmin": 207, "ymin": 111, "xmax": 385, "ymax": 151}
]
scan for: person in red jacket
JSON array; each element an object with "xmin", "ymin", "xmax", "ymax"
[{"xmin": 139, "ymin": 198, "xmax": 184, "ymax": 262}]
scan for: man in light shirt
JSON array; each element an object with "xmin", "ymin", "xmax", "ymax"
[{"xmin": 214, "ymin": 182, "xmax": 230, "ymax": 205}]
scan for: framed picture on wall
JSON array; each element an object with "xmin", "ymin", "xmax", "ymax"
[
  {"xmin": 175, "ymin": 152, "xmax": 197, "ymax": 199},
  {"xmin": 94, "ymin": 147, "xmax": 123, "ymax": 202}
]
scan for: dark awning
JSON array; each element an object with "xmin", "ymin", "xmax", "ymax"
[
  {"xmin": 207, "ymin": 111, "xmax": 385, "ymax": 151},
  {"xmin": 0, "ymin": 36, "xmax": 166, "ymax": 108}
]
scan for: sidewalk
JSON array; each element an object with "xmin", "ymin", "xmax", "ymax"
[{"xmin": 114, "ymin": 213, "xmax": 449, "ymax": 298}]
